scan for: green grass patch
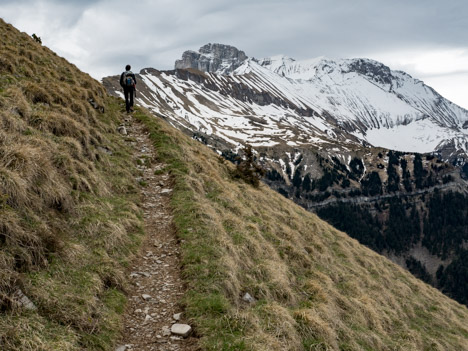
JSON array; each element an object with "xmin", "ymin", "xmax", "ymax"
[{"xmin": 154, "ymin": 167, "xmax": 169, "ymax": 175}]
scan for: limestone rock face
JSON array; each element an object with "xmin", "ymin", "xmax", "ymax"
[{"xmin": 175, "ymin": 43, "xmax": 247, "ymax": 74}]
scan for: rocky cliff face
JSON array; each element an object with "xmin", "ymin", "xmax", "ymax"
[{"xmin": 174, "ymin": 43, "xmax": 247, "ymax": 74}]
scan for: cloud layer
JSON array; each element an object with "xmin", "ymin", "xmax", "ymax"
[{"xmin": 1, "ymin": 0, "xmax": 467, "ymax": 108}]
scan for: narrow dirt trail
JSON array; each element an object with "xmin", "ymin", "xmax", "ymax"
[{"xmin": 115, "ymin": 115, "xmax": 197, "ymax": 351}]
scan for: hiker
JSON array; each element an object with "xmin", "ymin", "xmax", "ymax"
[{"xmin": 120, "ymin": 64, "xmax": 137, "ymax": 113}]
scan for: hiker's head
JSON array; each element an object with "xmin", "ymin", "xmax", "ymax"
[{"xmin": 126, "ymin": 64, "xmax": 131, "ymax": 71}]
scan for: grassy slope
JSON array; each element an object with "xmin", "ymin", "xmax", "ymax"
[
  {"xmin": 0, "ymin": 19, "xmax": 143, "ymax": 350},
  {"xmin": 134, "ymin": 111, "xmax": 468, "ymax": 350},
  {"xmin": 1, "ymin": 18, "xmax": 468, "ymax": 351}
]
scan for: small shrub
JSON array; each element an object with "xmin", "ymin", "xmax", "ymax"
[
  {"xmin": 232, "ymin": 145, "xmax": 265, "ymax": 188},
  {"xmin": 31, "ymin": 33, "xmax": 42, "ymax": 44}
]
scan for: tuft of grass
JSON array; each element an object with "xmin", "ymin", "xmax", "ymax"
[{"xmin": 154, "ymin": 166, "xmax": 169, "ymax": 175}]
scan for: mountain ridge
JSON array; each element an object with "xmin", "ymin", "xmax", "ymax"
[
  {"xmin": 125, "ymin": 43, "xmax": 468, "ymax": 164},
  {"xmin": 175, "ymin": 43, "xmax": 248, "ymax": 74}
]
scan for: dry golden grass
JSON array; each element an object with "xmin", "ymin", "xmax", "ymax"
[
  {"xmin": 135, "ymin": 107, "xmax": 468, "ymax": 350},
  {"xmin": 0, "ymin": 18, "xmax": 143, "ymax": 350}
]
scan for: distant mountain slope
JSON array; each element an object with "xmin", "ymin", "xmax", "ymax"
[
  {"xmin": 107, "ymin": 43, "xmax": 468, "ymax": 163},
  {"xmin": 252, "ymin": 55, "xmax": 468, "ymax": 157}
]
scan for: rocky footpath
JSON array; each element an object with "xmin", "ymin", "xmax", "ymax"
[{"xmin": 115, "ymin": 115, "xmax": 197, "ymax": 351}]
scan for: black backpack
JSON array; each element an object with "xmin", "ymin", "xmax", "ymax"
[{"xmin": 123, "ymin": 71, "xmax": 135, "ymax": 87}]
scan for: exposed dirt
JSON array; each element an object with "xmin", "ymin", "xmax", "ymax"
[{"xmin": 115, "ymin": 114, "xmax": 198, "ymax": 351}]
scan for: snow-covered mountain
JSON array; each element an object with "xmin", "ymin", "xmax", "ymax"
[
  {"xmin": 104, "ymin": 43, "xmax": 468, "ymax": 168},
  {"xmin": 251, "ymin": 55, "xmax": 468, "ymax": 157}
]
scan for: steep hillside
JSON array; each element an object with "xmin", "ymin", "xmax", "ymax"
[
  {"xmin": 134, "ymin": 110, "xmax": 468, "ymax": 350},
  {"xmin": 0, "ymin": 19, "xmax": 143, "ymax": 350},
  {"xmin": 3, "ymin": 20, "xmax": 468, "ymax": 351}
]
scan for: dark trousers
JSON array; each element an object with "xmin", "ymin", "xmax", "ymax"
[{"xmin": 124, "ymin": 86, "xmax": 134, "ymax": 112}]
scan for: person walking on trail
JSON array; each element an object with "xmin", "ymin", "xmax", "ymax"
[{"xmin": 120, "ymin": 64, "xmax": 137, "ymax": 113}]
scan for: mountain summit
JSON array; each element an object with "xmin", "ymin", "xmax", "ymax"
[{"xmin": 175, "ymin": 43, "xmax": 248, "ymax": 74}]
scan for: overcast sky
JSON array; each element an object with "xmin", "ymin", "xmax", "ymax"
[{"xmin": 1, "ymin": 0, "xmax": 467, "ymax": 109}]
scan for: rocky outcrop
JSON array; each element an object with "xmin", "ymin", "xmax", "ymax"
[
  {"xmin": 346, "ymin": 58, "xmax": 394, "ymax": 87},
  {"xmin": 174, "ymin": 43, "xmax": 247, "ymax": 74}
]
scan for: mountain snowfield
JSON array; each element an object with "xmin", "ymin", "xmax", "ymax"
[
  {"xmin": 105, "ymin": 44, "xmax": 468, "ymax": 165},
  {"xmin": 252, "ymin": 55, "xmax": 468, "ymax": 155}
]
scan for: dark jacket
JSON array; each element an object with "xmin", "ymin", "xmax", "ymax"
[{"xmin": 120, "ymin": 70, "xmax": 137, "ymax": 88}]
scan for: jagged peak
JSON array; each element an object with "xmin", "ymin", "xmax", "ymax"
[
  {"xmin": 198, "ymin": 43, "xmax": 245, "ymax": 56},
  {"xmin": 174, "ymin": 43, "xmax": 248, "ymax": 74}
]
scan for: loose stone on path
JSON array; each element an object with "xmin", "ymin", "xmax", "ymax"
[{"xmin": 171, "ymin": 324, "xmax": 192, "ymax": 338}]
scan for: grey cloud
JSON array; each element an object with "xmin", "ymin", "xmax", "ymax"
[
  {"xmin": 0, "ymin": 0, "xmax": 99, "ymax": 5},
  {"xmin": 225, "ymin": 0, "xmax": 468, "ymax": 59},
  {"xmin": 131, "ymin": 0, "xmax": 468, "ymax": 67},
  {"xmin": 4, "ymin": 0, "xmax": 467, "ymax": 64},
  {"xmin": 1, "ymin": 0, "xmax": 467, "ymax": 106},
  {"xmin": 420, "ymin": 70, "xmax": 468, "ymax": 80}
]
